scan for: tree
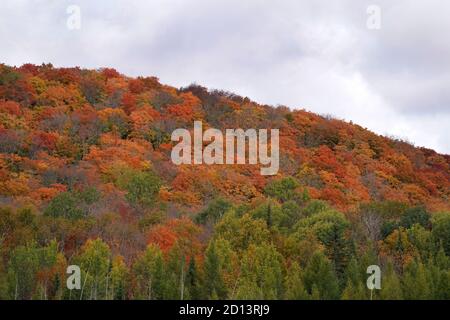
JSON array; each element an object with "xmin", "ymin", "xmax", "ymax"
[
  {"xmin": 7, "ymin": 243, "xmax": 40, "ymax": 299},
  {"xmin": 195, "ymin": 197, "xmax": 232, "ymax": 225},
  {"xmin": 44, "ymin": 188, "xmax": 100, "ymax": 220},
  {"xmin": 36, "ymin": 240, "xmax": 66, "ymax": 300},
  {"xmin": 294, "ymin": 209, "xmax": 351, "ymax": 276},
  {"xmin": 400, "ymin": 206, "xmax": 430, "ymax": 229},
  {"xmin": 401, "ymin": 260, "xmax": 431, "ymax": 300},
  {"xmin": 132, "ymin": 244, "xmax": 165, "ymax": 300},
  {"xmin": 117, "ymin": 170, "xmax": 162, "ymax": 209},
  {"xmin": 204, "ymin": 241, "xmax": 226, "ymax": 299},
  {"xmin": 238, "ymin": 244, "xmax": 284, "ymax": 299},
  {"xmin": 214, "ymin": 212, "xmax": 271, "ymax": 252},
  {"xmin": 379, "ymin": 261, "xmax": 403, "ymax": 300},
  {"xmin": 341, "ymin": 258, "xmax": 367, "ymax": 300},
  {"xmin": 75, "ymin": 239, "xmax": 111, "ymax": 300},
  {"xmin": 185, "ymin": 257, "xmax": 202, "ymax": 299},
  {"xmin": 284, "ymin": 262, "xmax": 309, "ymax": 300},
  {"xmin": 303, "ymin": 251, "xmax": 340, "ymax": 300},
  {"xmin": 110, "ymin": 256, "xmax": 129, "ymax": 300},
  {"xmin": 264, "ymin": 176, "xmax": 304, "ymax": 203},
  {"xmin": 432, "ymin": 212, "xmax": 450, "ymax": 255}
]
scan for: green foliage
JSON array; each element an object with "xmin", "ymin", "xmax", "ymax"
[
  {"xmin": 295, "ymin": 209, "xmax": 351, "ymax": 275},
  {"xmin": 215, "ymin": 212, "xmax": 271, "ymax": 251},
  {"xmin": 341, "ymin": 258, "xmax": 367, "ymax": 300},
  {"xmin": 75, "ymin": 238, "xmax": 111, "ymax": 300},
  {"xmin": 284, "ymin": 262, "xmax": 309, "ymax": 300},
  {"xmin": 303, "ymin": 251, "xmax": 340, "ymax": 300},
  {"xmin": 132, "ymin": 244, "xmax": 165, "ymax": 300},
  {"xmin": 195, "ymin": 197, "xmax": 232, "ymax": 225},
  {"xmin": 264, "ymin": 177, "xmax": 307, "ymax": 203},
  {"xmin": 400, "ymin": 206, "xmax": 431, "ymax": 229},
  {"xmin": 204, "ymin": 241, "xmax": 227, "ymax": 299},
  {"xmin": 238, "ymin": 244, "xmax": 284, "ymax": 299},
  {"xmin": 379, "ymin": 261, "xmax": 403, "ymax": 300},
  {"xmin": 7, "ymin": 242, "xmax": 40, "ymax": 299},
  {"xmin": 110, "ymin": 256, "xmax": 129, "ymax": 300},
  {"xmin": 185, "ymin": 257, "xmax": 202, "ymax": 300},
  {"xmin": 432, "ymin": 212, "xmax": 450, "ymax": 255},
  {"xmin": 44, "ymin": 192, "xmax": 84, "ymax": 219},
  {"xmin": 44, "ymin": 188, "xmax": 100, "ymax": 220},
  {"xmin": 117, "ymin": 169, "xmax": 162, "ymax": 208},
  {"xmin": 402, "ymin": 260, "xmax": 432, "ymax": 300}
]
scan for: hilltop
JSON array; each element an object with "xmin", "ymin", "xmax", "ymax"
[{"xmin": 1, "ymin": 63, "xmax": 448, "ymax": 212}]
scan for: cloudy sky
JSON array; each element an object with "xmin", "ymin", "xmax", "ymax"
[{"xmin": 1, "ymin": 0, "xmax": 449, "ymax": 154}]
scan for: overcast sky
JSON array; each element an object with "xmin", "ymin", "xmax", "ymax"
[{"xmin": 1, "ymin": 0, "xmax": 449, "ymax": 154}]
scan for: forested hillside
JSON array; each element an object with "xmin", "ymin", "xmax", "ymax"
[{"xmin": 0, "ymin": 63, "xmax": 449, "ymax": 299}]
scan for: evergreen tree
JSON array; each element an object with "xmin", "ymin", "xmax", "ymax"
[
  {"xmin": 402, "ymin": 260, "xmax": 432, "ymax": 300},
  {"xmin": 379, "ymin": 261, "xmax": 403, "ymax": 300},
  {"xmin": 204, "ymin": 241, "xmax": 227, "ymax": 299},
  {"xmin": 239, "ymin": 243, "xmax": 284, "ymax": 299},
  {"xmin": 186, "ymin": 257, "xmax": 202, "ymax": 299},
  {"xmin": 303, "ymin": 251, "xmax": 340, "ymax": 300},
  {"xmin": 341, "ymin": 258, "xmax": 367, "ymax": 300},
  {"xmin": 284, "ymin": 262, "xmax": 309, "ymax": 300}
]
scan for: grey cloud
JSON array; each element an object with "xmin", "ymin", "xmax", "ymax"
[{"xmin": 0, "ymin": 0, "xmax": 448, "ymax": 153}]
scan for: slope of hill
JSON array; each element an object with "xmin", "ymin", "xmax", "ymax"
[{"xmin": 0, "ymin": 63, "xmax": 449, "ymax": 300}]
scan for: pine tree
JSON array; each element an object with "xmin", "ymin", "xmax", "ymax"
[
  {"xmin": 402, "ymin": 260, "xmax": 431, "ymax": 300},
  {"xmin": 284, "ymin": 262, "xmax": 309, "ymax": 300},
  {"xmin": 204, "ymin": 241, "xmax": 226, "ymax": 299},
  {"xmin": 186, "ymin": 257, "xmax": 202, "ymax": 299},
  {"xmin": 303, "ymin": 251, "xmax": 340, "ymax": 300},
  {"xmin": 341, "ymin": 258, "xmax": 367, "ymax": 300},
  {"xmin": 379, "ymin": 262, "xmax": 403, "ymax": 300}
]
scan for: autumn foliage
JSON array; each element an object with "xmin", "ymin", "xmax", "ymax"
[{"xmin": 0, "ymin": 63, "xmax": 448, "ymax": 300}]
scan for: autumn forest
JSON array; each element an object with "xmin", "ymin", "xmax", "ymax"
[{"xmin": 0, "ymin": 63, "xmax": 449, "ymax": 300}]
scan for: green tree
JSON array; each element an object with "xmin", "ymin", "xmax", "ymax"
[
  {"xmin": 303, "ymin": 251, "xmax": 340, "ymax": 300},
  {"xmin": 204, "ymin": 241, "xmax": 227, "ymax": 299},
  {"xmin": 214, "ymin": 212, "xmax": 270, "ymax": 251},
  {"xmin": 264, "ymin": 176, "xmax": 306, "ymax": 203},
  {"xmin": 432, "ymin": 212, "xmax": 450, "ymax": 255},
  {"xmin": 110, "ymin": 256, "xmax": 128, "ymax": 300},
  {"xmin": 402, "ymin": 260, "xmax": 432, "ymax": 300},
  {"xmin": 284, "ymin": 262, "xmax": 309, "ymax": 300},
  {"xmin": 44, "ymin": 192, "xmax": 84, "ymax": 219},
  {"xmin": 238, "ymin": 243, "xmax": 284, "ymax": 299},
  {"xmin": 400, "ymin": 206, "xmax": 430, "ymax": 229},
  {"xmin": 7, "ymin": 242, "xmax": 40, "ymax": 299},
  {"xmin": 125, "ymin": 171, "xmax": 161, "ymax": 207},
  {"xmin": 185, "ymin": 257, "xmax": 202, "ymax": 299},
  {"xmin": 295, "ymin": 209, "xmax": 351, "ymax": 276},
  {"xmin": 341, "ymin": 258, "xmax": 367, "ymax": 300},
  {"xmin": 132, "ymin": 244, "xmax": 165, "ymax": 300},
  {"xmin": 75, "ymin": 238, "xmax": 111, "ymax": 300},
  {"xmin": 379, "ymin": 261, "xmax": 403, "ymax": 300},
  {"xmin": 195, "ymin": 197, "xmax": 232, "ymax": 225}
]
